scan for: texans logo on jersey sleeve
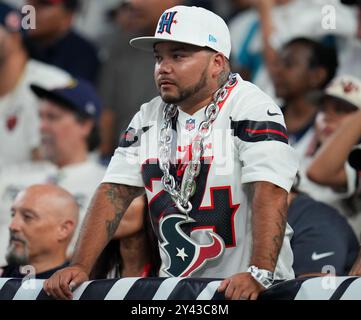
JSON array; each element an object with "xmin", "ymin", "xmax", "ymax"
[
  {"xmin": 159, "ymin": 214, "xmax": 224, "ymax": 277},
  {"xmin": 118, "ymin": 126, "xmax": 152, "ymax": 148}
]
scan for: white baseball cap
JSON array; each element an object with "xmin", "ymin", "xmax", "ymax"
[
  {"xmin": 130, "ymin": 5, "xmax": 231, "ymax": 59},
  {"xmin": 323, "ymin": 75, "xmax": 361, "ymax": 109}
]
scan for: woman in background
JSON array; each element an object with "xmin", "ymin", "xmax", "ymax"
[{"xmin": 90, "ymin": 195, "xmax": 160, "ymax": 279}]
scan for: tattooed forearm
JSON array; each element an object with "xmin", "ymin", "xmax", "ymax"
[
  {"xmin": 69, "ymin": 184, "xmax": 144, "ymax": 271},
  {"xmin": 106, "ymin": 213, "xmax": 122, "ymax": 242},
  {"xmin": 104, "ymin": 184, "xmax": 144, "ymax": 241}
]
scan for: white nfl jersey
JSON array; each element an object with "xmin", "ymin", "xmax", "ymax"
[
  {"xmin": 0, "ymin": 160, "xmax": 106, "ymax": 266},
  {"xmin": 0, "ymin": 60, "xmax": 71, "ymax": 169},
  {"xmin": 103, "ymin": 74, "xmax": 299, "ymax": 279},
  {"xmin": 298, "ymin": 159, "xmax": 357, "ymax": 209}
]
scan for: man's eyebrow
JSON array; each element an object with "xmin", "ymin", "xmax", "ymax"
[
  {"xmin": 172, "ymin": 44, "xmax": 202, "ymax": 53},
  {"xmin": 171, "ymin": 45, "xmax": 188, "ymax": 51},
  {"xmin": 19, "ymin": 207, "xmax": 39, "ymax": 219},
  {"xmin": 153, "ymin": 45, "xmax": 193, "ymax": 54}
]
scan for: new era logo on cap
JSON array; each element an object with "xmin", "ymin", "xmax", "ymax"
[{"xmin": 208, "ymin": 34, "xmax": 217, "ymax": 43}]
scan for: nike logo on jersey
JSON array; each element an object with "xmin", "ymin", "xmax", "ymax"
[
  {"xmin": 311, "ymin": 251, "xmax": 335, "ymax": 261},
  {"xmin": 267, "ymin": 110, "xmax": 281, "ymax": 116}
]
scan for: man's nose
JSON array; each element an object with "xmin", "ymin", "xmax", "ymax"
[
  {"xmin": 9, "ymin": 214, "xmax": 21, "ymax": 233},
  {"xmin": 158, "ymin": 58, "xmax": 173, "ymax": 74},
  {"xmin": 39, "ymin": 117, "xmax": 50, "ymax": 134}
]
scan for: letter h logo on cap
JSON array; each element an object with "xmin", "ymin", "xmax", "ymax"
[{"xmin": 157, "ymin": 11, "xmax": 177, "ymax": 34}]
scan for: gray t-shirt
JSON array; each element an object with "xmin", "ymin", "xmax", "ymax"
[{"xmin": 98, "ymin": 31, "xmax": 158, "ymax": 148}]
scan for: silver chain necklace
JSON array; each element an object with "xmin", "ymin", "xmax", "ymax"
[{"xmin": 158, "ymin": 73, "xmax": 237, "ymax": 219}]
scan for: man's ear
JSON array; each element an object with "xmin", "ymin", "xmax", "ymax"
[
  {"xmin": 57, "ymin": 220, "xmax": 75, "ymax": 242},
  {"xmin": 80, "ymin": 118, "xmax": 94, "ymax": 139},
  {"xmin": 211, "ymin": 52, "xmax": 227, "ymax": 78}
]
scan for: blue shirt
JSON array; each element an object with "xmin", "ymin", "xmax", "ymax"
[
  {"xmin": 25, "ymin": 30, "xmax": 100, "ymax": 84},
  {"xmin": 288, "ymin": 193, "xmax": 359, "ymax": 276}
]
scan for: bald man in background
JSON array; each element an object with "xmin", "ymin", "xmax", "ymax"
[{"xmin": 0, "ymin": 184, "xmax": 78, "ymax": 279}]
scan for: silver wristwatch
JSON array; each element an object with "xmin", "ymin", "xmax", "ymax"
[{"xmin": 247, "ymin": 265, "xmax": 274, "ymax": 289}]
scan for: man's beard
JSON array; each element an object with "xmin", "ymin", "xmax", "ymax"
[
  {"xmin": 160, "ymin": 68, "xmax": 208, "ymax": 105},
  {"xmin": 5, "ymin": 236, "xmax": 29, "ymax": 266}
]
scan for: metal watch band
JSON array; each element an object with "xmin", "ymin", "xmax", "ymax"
[{"xmin": 247, "ymin": 265, "xmax": 274, "ymax": 289}]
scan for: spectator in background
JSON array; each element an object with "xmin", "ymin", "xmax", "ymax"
[
  {"xmin": 0, "ymin": 184, "xmax": 79, "ymax": 279},
  {"xmin": 24, "ymin": 0, "xmax": 100, "ymax": 83},
  {"xmin": 90, "ymin": 196, "xmax": 160, "ymax": 279},
  {"xmin": 228, "ymin": 0, "xmax": 357, "ymax": 99},
  {"xmin": 307, "ymin": 76, "xmax": 361, "ymax": 238},
  {"xmin": 308, "ymin": 69, "xmax": 361, "ymax": 276},
  {"xmin": 272, "ymin": 38, "xmax": 338, "ymax": 159},
  {"xmin": 0, "ymin": 78, "xmax": 106, "ymax": 266},
  {"xmin": 98, "ymin": 0, "xmax": 184, "ymax": 159},
  {"xmin": 293, "ymin": 75, "xmax": 361, "ymax": 236},
  {"xmin": 0, "ymin": 2, "xmax": 71, "ymax": 169},
  {"xmin": 72, "ymin": 0, "xmax": 122, "ymax": 46},
  {"xmin": 287, "ymin": 177, "xmax": 359, "ymax": 277}
]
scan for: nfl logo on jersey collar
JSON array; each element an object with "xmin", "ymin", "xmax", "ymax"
[
  {"xmin": 185, "ymin": 118, "xmax": 195, "ymax": 131},
  {"xmin": 177, "ymin": 106, "xmax": 206, "ymax": 134}
]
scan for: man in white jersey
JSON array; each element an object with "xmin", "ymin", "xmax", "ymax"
[
  {"xmin": 44, "ymin": 6, "xmax": 298, "ymax": 300},
  {"xmin": 0, "ymin": 2, "xmax": 71, "ymax": 169},
  {"xmin": 0, "ymin": 78, "xmax": 105, "ymax": 266}
]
